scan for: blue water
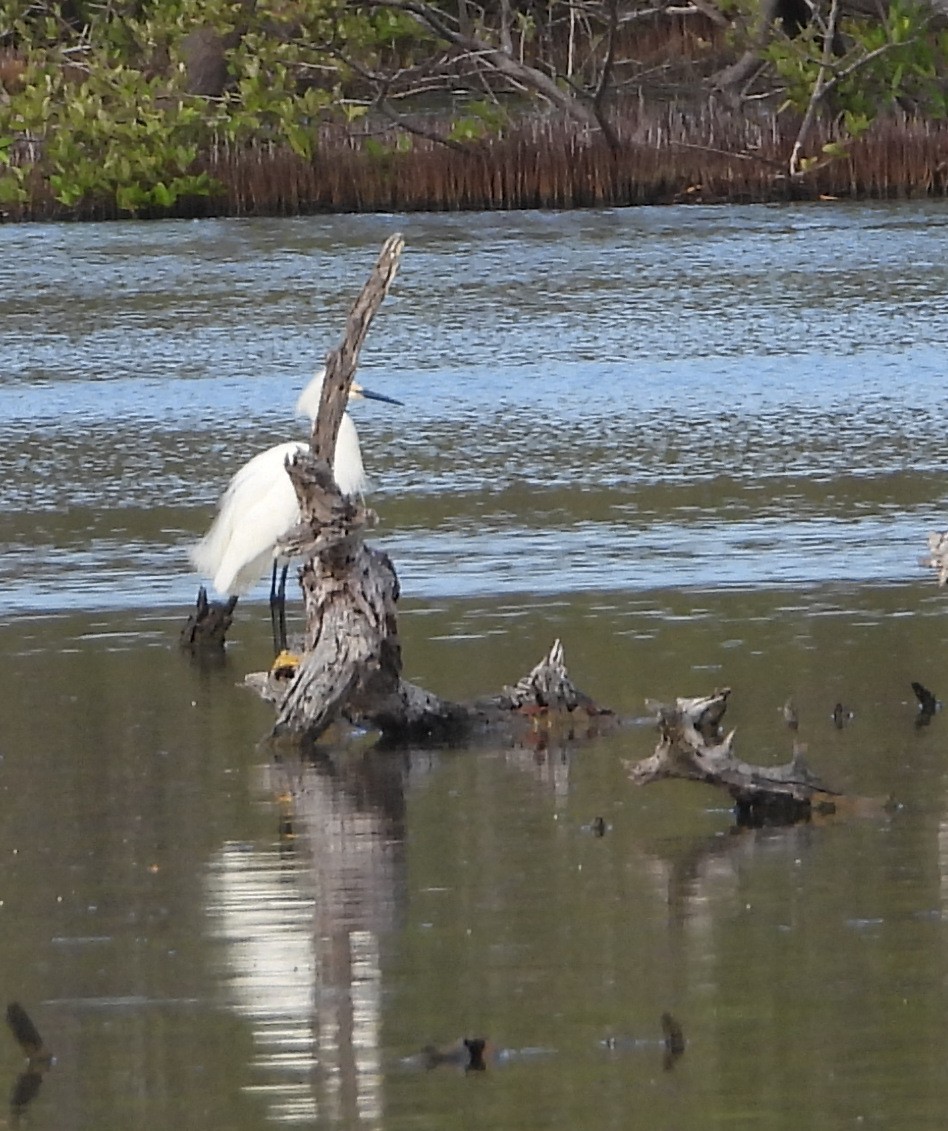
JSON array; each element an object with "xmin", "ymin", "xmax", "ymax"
[{"xmin": 1, "ymin": 202, "xmax": 947, "ymax": 614}]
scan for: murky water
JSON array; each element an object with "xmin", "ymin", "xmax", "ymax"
[{"xmin": 1, "ymin": 203, "xmax": 947, "ymax": 1129}]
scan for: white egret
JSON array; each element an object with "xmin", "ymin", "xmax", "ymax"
[{"xmin": 190, "ymin": 368, "xmax": 400, "ymax": 649}]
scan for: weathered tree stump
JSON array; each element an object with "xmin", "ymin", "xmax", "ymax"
[
  {"xmin": 179, "ymin": 586, "xmax": 238, "ymax": 651},
  {"xmin": 626, "ymin": 689, "xmax": 841, "ymax": 826},
  {"xmin": 242, "ymin": 237, "xmax": 613, "ymax": 746}
]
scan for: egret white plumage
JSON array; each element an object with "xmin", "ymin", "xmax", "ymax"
[{"xmin": 190, "ymin": 368, "xmax": 400, "ymax": 648}]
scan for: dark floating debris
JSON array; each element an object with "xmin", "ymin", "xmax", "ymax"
[
  {"xmin": 600, "ymin": 1013, "xmax": 686, "ymax": 1070},
  {"xmin": 6, "ymin": 1003, "xmax": 49, "ymax": 1061},
  {"xmin": 590, "ymin": 816, "xmax": 608, "ymax": 837},
  {"xmin": 832, "ymin": 702, "xmax": 854, "ymax": 729},
  {"xmin": 6, "ymin": 1002, "xmax": 54, "ymax": 1119},
  {"xmin": 911, "ymin": 681, "xmax": 941, "ymax": 728},
  {"xmin": 423, "ymin": 1037, "xmax": 490, "ymax": 1072},
  {"xmin": 179, "ymin": 586, "xmax": 238, "ymax": 652},
  {"xmin": 661, "ymin": 1012, "xmax": 686, "ymax": 1070}
]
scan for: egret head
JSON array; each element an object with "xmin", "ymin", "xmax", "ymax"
[{"xmin": 296, "ymin": 367, "xmax": 401, "ymax": 422}]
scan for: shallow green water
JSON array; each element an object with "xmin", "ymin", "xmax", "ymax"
[{"xmin": 0, "ymin": 203, "xmax": 947, "ymax": 1129}]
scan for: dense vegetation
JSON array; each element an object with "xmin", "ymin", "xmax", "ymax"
[{"xmin": 1, "ymin": 0, "xmax": 946, "ymax": 218}]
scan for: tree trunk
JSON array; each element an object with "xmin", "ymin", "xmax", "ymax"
[{"xmin": 244, "ymin": 236, "xmax": 613, "ymax": 746}]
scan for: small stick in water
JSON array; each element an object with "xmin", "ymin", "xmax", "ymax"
[
  {"xmin": 6, "ymin": 1002, "xmax": 54, "ymax": 1118},
  {"xmin": 911, "ymin": 681, "xmax": 940, "ymax": 727},
  {"xmin": 661, "ymin": 1012, "xmax": 686, "ymax": 1069},
  {"xmin": 6, "ymin": 1003, "xmax": 52, "ymax": 1066}
]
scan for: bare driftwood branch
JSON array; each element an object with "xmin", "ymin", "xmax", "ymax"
[
  {"xmin": 311, "ymin": 233, "xmax": 404, "ymax": 467},
  {"xmin": 921, "ymin": 530, "xmax": 948, "ymax": 586},
  {"xmin": 248, "ymin": 238, "xmax": 615, "ymax": 747},
  {"xmin": 627, "ymin": 689, "xmax": 840, "ymax": 825},
  {"xmin": 267, "ymin": 235, "xmax": 414, "ymax": 739}
]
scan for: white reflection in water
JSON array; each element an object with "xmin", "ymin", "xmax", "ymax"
[
  {"xmin": 504, "ymin": 741, "xmax": 572, "ymax": 804},
  {"xmin": 205, "ymin": 759, "xmax": 405, "ymax": 1126},
  {"xmin": 207, "ymin": 844, "xmax": 322, "ymax": 1123},
  {"xmin": 938, "ymin": 819, "xmax": 948, "ymax": 912},
  {"xmin": 640, "ymin": 823, "xmax": 821, "ymax": 994}
]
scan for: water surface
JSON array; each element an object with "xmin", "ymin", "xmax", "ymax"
[{"xmin": 0, "ymin": 203, "xmax": 947, "ymax": 1129}]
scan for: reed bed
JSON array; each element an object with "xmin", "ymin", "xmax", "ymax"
[
  {"xmin": 5, "ymin": 104, "xmax": 948, "ymax": 222},
  {"xmin": 198, "ymin": 109, "xmax": 948, "ymax": 216}
]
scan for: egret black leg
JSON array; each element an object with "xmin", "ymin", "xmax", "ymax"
[
  {"xmin": 268, "ymin": 563, "xmax": 280, "ymax": 653},
  {"xmin": 277, "ymin": 565, "xmax": 289, "ymax": 653},
  {"xmin": 269, "ymin": 563, "xmax": 289, "ymax": 654}
]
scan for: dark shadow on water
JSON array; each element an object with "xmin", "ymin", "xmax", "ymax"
[{"xmin": 5, "ymin": 1003, "xmax": 54, "ymax": 1125}]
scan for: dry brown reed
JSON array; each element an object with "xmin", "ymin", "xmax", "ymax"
[
  {"xmin": 4, "ymin": 104, "xmax": 947, "ymax": 222},
  {"xmin": 199, "ymin": 108, "xmax": 948, "ymax": 218}
]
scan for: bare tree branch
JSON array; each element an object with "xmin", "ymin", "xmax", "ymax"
[
  {"xmin": 376, "ymin": 97, "xmax": 473, "ymax": 152},
  {"xmin": 592, "ymin": 0, "xmax": 622, "ymax": 152},
  {"xmin": 372, "ymin": 0, "xmax": 610, "ymax": 136},
  {"xmin": 789, "ymin": 0, "xmax": 841, "ymax": 175},
  {"xmin": 789, "ymin": 3, "xmax": 932, "ymax": 176}
]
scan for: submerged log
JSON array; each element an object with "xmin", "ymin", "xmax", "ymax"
[
  {"xmin": 257, "ymin": 626, "xmax": 612, "ymax": 745},
  {"xmin": 627, "ymin": 688, "xmax": 841, "ymax": 826},
  {"xmin": 498, "ymin": 639, "xmax": 602, "ymax": 714}
]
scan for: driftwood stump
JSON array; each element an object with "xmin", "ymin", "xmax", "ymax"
[
  {"xmin": 244, "ymin": 237, "xmax": 611, "ymax": 746},
  {"xmin": 225, "ymin": 242, "xmax": 871, "ymax": 826},
  {"xmin": 180, "ymin": 586, "xmax": 238, "ymax": 651},
  {"xmin": 626, "ymin": 689, "xmax": 841, "ymax": 826}
]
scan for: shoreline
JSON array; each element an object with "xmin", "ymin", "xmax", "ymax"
[{"xmin": 3, "ymin": 109, "xmax": 947, "ymax": 223}]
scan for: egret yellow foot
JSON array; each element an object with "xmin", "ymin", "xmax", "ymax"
[{"xmin": 270, "ymin": 650, "xmax": 302, "ymax": 678}]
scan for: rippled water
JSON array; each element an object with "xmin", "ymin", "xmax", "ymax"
[
  {"xmin": 1, "ymin": 204, "xmax": 948, "ymax": 1131},
  {"xmin": 1, "ymin": 204, "xmax": 946, "ymax": 613}
]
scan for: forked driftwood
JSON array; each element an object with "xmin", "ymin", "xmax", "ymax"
[
  {"xmin": 627, "ymin": 689, "xmax": 841, "ymax": 825},
  {"xmin": 180, "ymin": 586, "xmax": 238, "ymax": 651},
  {"xmin": 246, "ymin": 238, "xmax": 610, "ymax": 745}
]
